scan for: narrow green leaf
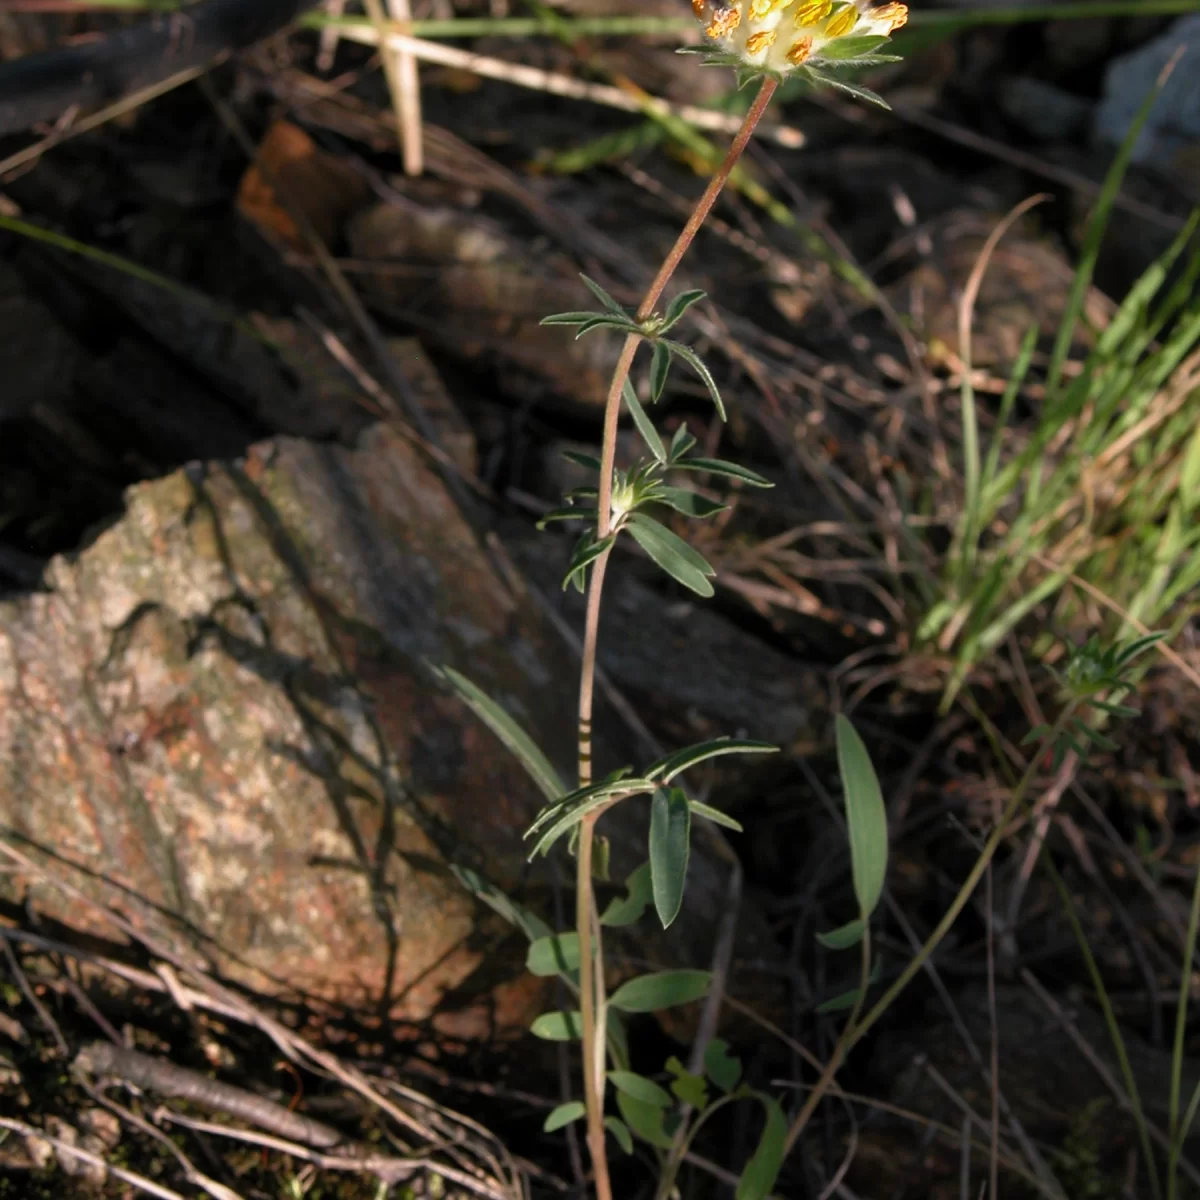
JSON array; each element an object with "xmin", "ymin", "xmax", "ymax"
[
  {"xmin": 802, "ymin": 68, "xmax": 890, "ymax": 109},
  {"xmin": 835, "ymin": 715, "xmax": 888, "ymax": 919},
  {"xmin": 576, "ymin": 315, "xmax": 637, "ymax": 339},
  {"xmin": 735, "ymin": 1095, "xmax": 788, "ymax": 1200},
  {"xmin": 526, "ymin": 933, "xmax": 581, "ymax": 976},
  {"xmin": 646, "ymin": 737, "xmax": 778, "ymax": 784},
  {"xmin": 816, "ymin": 34, "xmax": 890, "ymax": 59},
  {"xmin": 601, "ymin": 861, "xmax": 653, "ymax": 927},
  {"xmin": 563, "ymin": 533, "xmax": 615, "ymax": 591},
  {"xmin": 438, "ymin": 668, "xmax": 564, "ymax": 803},
  {"xmin": 817, "ymin": 918, "xmax": 865, "ymax": 951},
  {"xmin": 540, "ymin": 310, "xmax": 608, "ymax": 326},
  {"xmin": 672, "ymin": 457, "xmax": 773, "ymax": 487},
  {"xmin": 625, "ymin": 513, "xmax": 715, "ymax": 598},
  {"xmin": 605, "ymin": 1116, "xmax": 634, "ymax": 1155},
  {"xmin": 669, "ymin": 424, "xmax": 697, "ymax": 462},
  {"xmin": 816, "ymin": 986, "xmax": 862, "ymax": 1015},
  {"xmin": 688, "ymin": 799, "xmax": 744, "ymax": 832},
  {"xmin": 662, "ymin": 288, "xmax": 707, "ymax": 332},
  {"xmin": 650, "ymin": 788, "xmax": 691, "ymax": 929},
  {"xmin": 617, "ymin": 1090, "xmax": 674, "ymax": 1149},
  {"xmin": 622, "ymin": 379, "xmax": 667, "ymax": 464},
  {"xmin": 662, "ymin": 341, "xmax": 726, "ymax": 420},
  {"xmin": 580, "ymin": 272, "xmax": 626, "ymax": 315},
  {"xmin": 536, "ymin": 506, "xmax": 595, "ymax": 528},
  {"xmin": 608, "ymin": 1071, "xmax": 672, "ymax": 1108},
  {"xmin": 1114, "ymin": 632, "xmax": 1166, "ymax": 667},
  {"xmin": 450, "ymin": 865, "xmax": 552, "ymax": 943},
  {"xmin": 704, "ymin": 1039, "xmax": 742, "ymax": 1094},
  {"xmin": 650, "ymin": 341, "xmax": 672, "ymax": 402},
  {"xmin": 1045, "ymin": 61, "xmax": 1169, "ymax": 397},
  {"xmin": 530, "ymin": 1011, "xmax": 583, "ymax": 1040},
  {"xmin": 656, "ymin": 487, "xmax": 727, "ymax": 519},
  {"xmin": 543, "ymin": 1101, "xmax": 585, "ymax": 1132},
  {"xmin": 562, "ymin": 449, "xmax": 601, "ymax": 471},
  {"xmin": 609, "ymin": 970, "xmax": 711, "ymax": 1013}
]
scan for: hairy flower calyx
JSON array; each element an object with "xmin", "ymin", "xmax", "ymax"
[{"xmin": 693, "ymin": 0, "xmax": 907, "ymax": 77}]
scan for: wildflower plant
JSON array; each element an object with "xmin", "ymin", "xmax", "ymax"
[{"xmin": 439, "ymin": 7, "xmax": 909, "ymax": 1198}]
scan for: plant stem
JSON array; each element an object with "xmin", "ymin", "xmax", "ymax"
[
  {"xmin": 572, "ymin": 75, "xmax": 778, "ymax": 1200},
  {"xmin": 1168, "ymin": 856, "xmax": 1200, "ymax": 1197},
  {"xmin": 782, "ymin": 708, "xmax": 1076, "ymax": 1156}
]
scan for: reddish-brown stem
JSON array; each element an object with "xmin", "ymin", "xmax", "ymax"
[{"xmin": 572, "ymin": 76, "xmax": 778, "ymax": 1200}]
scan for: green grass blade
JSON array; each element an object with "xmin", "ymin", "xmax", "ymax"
[{"xmin": 1045, "ymin": 57, "xmax": 1175, "ymax": 398}]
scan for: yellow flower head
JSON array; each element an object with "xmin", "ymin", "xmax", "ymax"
[
  {"xmin": 794, "ymin": 0, "xmax": 833, "ymax": 27},
  {"xmin": 694, "ymin": 0, "xmax": 904, "ymax": 77}
]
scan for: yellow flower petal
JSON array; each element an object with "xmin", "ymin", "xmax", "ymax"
[
  {"xmin": 871, "ymin": 1, "xmax": 908, "ymax": 33},
  {"xmin": 786, "ymin": 34, "xmax": 814, "ymax": 64},
  {"xmin": 793, "ymin": 0, "xmax": 832, "ymax": 27},
  {"xmin": 746, "ymin": 28, "xmax": 778, "ymax": 54},
  {"xmin": 824, "ymin": 4, "xmax": 858, "ymax": 37},
  {"xmin": 692, "ymin": 0, "xmax": 707, "ymax": 17},
  {"xmin": 705, "ymin": 5, "xmax": 741, "ymax": 38}
]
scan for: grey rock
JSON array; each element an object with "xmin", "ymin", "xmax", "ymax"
[
  {"xmin": 1094, "ymin": 14, "xmax": 1200, "ymax": 168},
  {"xmin": 996, "ymin": 75, "xmax": 1093, "ymax": 142}
]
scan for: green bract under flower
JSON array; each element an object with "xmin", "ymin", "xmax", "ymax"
[{"xmin": 692, "ymin": 0, "xmax": 907, "ymax": 77}]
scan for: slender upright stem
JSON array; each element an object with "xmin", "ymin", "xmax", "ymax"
[{"xmin": 572, "ymin": 76, "xmax": 778, "ymax": 1200}]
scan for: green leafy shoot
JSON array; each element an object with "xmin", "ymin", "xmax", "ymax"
[
  {"xmin": 608, "ymin": 1071, "xmax": 672, "ymax": 1108},
  {"xmin": 704, "ymin": 1039, "xmax": 742, "ymax": 1094},
  {"xmin": 526, "ymin": 933, "xmax": 581, "ymax": 977},
  {"xmin": 660, "ymin": 340, "xmax": 726, "ymax": 420},
  {"xmin": 580, "ymin": 273, "xmax": 627, "ymax": 315},
  {"xmin": 450, "ymin": 866, "xmax": 552, "ymax": 944},
  {"xmin": 817, "ymin": 918, "xmax": 866, "ymax": 951},
  {"xmin": 835, "ymin": 715, "xmax": 888, "ymax": 920},
  {"xmin": 608, "ymin": 969, "xmax": 712, "ymax": 1013},
  {"xmin": 617, "ymin": 1090, "xmax": 674, "ymax": 1149},
  {"xmin": 735, "ymin": 1095, "xmax": 788, "ymax": 1200},
  {"xmin": 531, "ymin": 1011, "xmax": 584, "ymax": 1040},
  {"xmin": 671, "ymin": 457, "xmax": 773, "ymax": 487},
  {"xmin": 649, "ymin": 787, "xmax": 691, "ymax": 929},
  {"xmin": 623, "ymin": 379, "xmax": 667, "ymax": 463},
  {"xmin": 544, "ymin": 1102, "xmax": 585, "ymax": 1132},
  {"xmin": 601, "ymin": 861, "xmax": 654, "ymax": 927},
  {"xmin": 666, "ymin": 1056, "xmax": 709, "ymax": 1108},
  {"xmin": 604, "ymin": 1117, "xmax": 634, "ymax": 1155},
  {"xmin": 688, "ymin": 798, "xmax": 744, "ymax": 832},
  {"xmin": 646, "ymin": 737, "xmax": 778, "ymax": 784},
  {"xmin": 437, "ymin": 668, "xmax": 565, "ymax": 803},
  {"xmin": 626, "ymin": 512, "xmax": 716, "ymax": 597}
]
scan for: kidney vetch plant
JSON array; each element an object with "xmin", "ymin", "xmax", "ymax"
[{"xmin": 441, "ymin": 5, "xmax": 907, "ymax": 1197}]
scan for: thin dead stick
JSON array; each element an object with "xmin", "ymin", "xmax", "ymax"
[
  {"xmin": 84, "ymin": 1085, "xmax": 247, "ymax": 1200},
  {"xmin": 0, "ymin": 841, "xmax": 520, "ymax": 1200},
  {"xmin": 365, "ymin": 0, "xmax": 423, "ymax": 175},
  {"xmin": 1021, "ymin": 969, "xmax": 1200, "ymax": 1190},
  {"xmin": 0, "ymin": 65, "xmax": 208, "ymax": 179},
  {"xmin": 985, "ymin": 864, "xmax": 1000, "ymax": 1200},
  {"xmin": 1, "ymin": 933, "xmax": 68, "ymax": 1055},
  {"xmin": 329, "ymin": 22, "xmax": 804, "ymax": 146},
  {"xmin": 316, "ymin": 0, "xmax": 347, "ymax": 72},
  {"xmin": 999, "ymin": 749, "xmax": 1078, "ymax": 966},
  {"xmin": 0, "ymin": 1116, "xmax": 193, "ymax": 1200},
  {"xmin": 152, "ymin": 1110, "xmax": 428, "ymax": 1182}
]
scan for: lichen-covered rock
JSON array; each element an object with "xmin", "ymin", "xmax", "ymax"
[
  {"xmin": 0, "ymin": 426, "xmax": 576, "ymax": 1030},
  {"xmin": 0, "ymin": 424, "xmax": 782, "ymax": 1034}
]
